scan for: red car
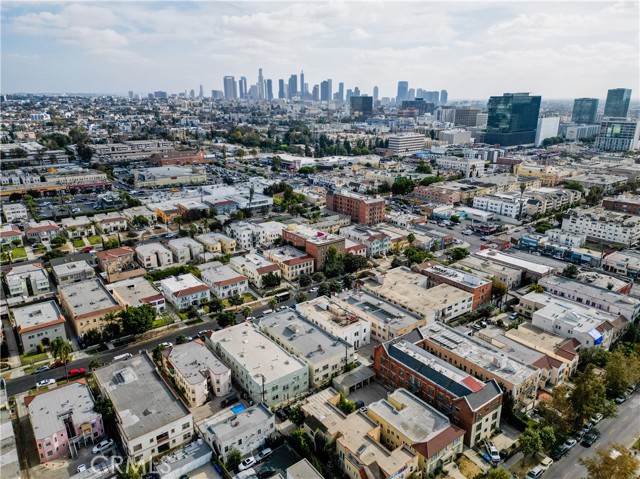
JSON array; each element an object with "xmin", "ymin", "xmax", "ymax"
[
  {"xmin": 67, "ymin": 368, "xmax": 85, "ymax": 379},
  {"xmin": 49, "ymin": 360, "xmax": 69, "ymax": 369},
  {"xmin": 82, "ymin": 246, "xmax": 94, "ymax": 252}
]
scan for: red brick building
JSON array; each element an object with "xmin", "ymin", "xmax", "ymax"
[
  {"xmin": 412, "ymin": 263, "xmax": 493, "ymax": 309},
  {"xmin": 150, "ymin": 150, "xmax": 206, "ymax": 167},
  {"xmin": 602, "ymin": 195, "xmax": 640, "ymax": 215},
  {"xmin": 374, "ymin": 334, "xmax": 503, "ymax": 447},
  {"xmin": 281, "ymin": 225, "xmax": 345, "ymax": 271},
  {"xmin": 326, "ymin": 190, "xmax": 385, "ymax": 226}
]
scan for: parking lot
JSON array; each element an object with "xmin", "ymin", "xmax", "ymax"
[
  {"xmin": 252, "ymin": 444, "xmax": 301, "ymax": 478},
  {"xmin": 346, "ymin": 380, "xmax": 389, "ymax": 407}
]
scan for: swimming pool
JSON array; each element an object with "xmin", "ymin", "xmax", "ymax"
[{"xmin": 231, "ymin": 403, "xmax": 247, "ymax": 414}]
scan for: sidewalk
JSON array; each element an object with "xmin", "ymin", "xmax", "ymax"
[{"xmin": 1, "ymin": 318, "xmax": 21, "ymax": 369}]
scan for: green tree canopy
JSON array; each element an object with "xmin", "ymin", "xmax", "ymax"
[{"xmin": 121, "ymin": 305, "xmax": 156, "ymax": 336}]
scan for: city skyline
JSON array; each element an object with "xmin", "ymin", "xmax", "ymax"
[{"xmin": 2, "ymin": 1, "xmax": 638, "ymax": 100}]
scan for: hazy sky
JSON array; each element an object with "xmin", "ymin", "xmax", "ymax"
[{"xmin": 2, "ymin": 1, "xmax": 638, "ymax": 100}]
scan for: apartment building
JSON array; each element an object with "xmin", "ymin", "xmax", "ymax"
[
  {"xmin": 256, "ymin": 221, "xmax": 285, "ymax": 244},
  {"xmin": 339, "ymin": 225, "xmax": 391, "ymax": 257},
  {"xmin": 25, "ymin": 220, "xmax": 60, "ymax": 243},
  {"xmin": 162, "ymin": 341, "xmax": 231, "ymax": 407},
  {"xmin": 97, "ymin": 247, "xmax": 138, "ymax": 275},
  {"xmin": 602, "ymin": 194, "xmax": 640, "ymax": 215},
  {"xmin": 94, "ymin": 213, "xmax": 128, "ymax": 234},
  {"xmin": 256, "ymin": 310, "xmax": 354, "ymax": 386},
  {"xmin": 200, "ymin": 264, "xmax": 249, "ymax": 299},
  {"xmin": 0, "ymin": 224, "xmax": 23, "ymax": 246},
  {"xmin": 539, "ymin": 274, "xmax": 640, "ymax": 322},
  {"xmin": 195, "ymin": 232, "xmax": 237, "ymax": 254},
  {"xmin": 108, "ymin": 277, "xmax": 166, "ymax": 314},
  {"xmin": 4, "ymin": 263, "xmax": 50, "ymax": 298},
  {"xmin": 414, "ymin": 184, "xmax": 462, "ymax": 205},
  {"xmin": 374, "ymin": 339, "xmax": 503, "ymax": 447},
  {"xmin": 51, "ymin": 260, "xmax": 96, "ymax": 286},
  {"xmin": 198, "ymin": 404, "xmax": 274, "ymax": 462},
  {"xmin": 360, "ymin": 267, "xmax": 474, "ymax": 323},
  {"xmin": 301, "ymin": 389, "xmax": 419, "ymax": 479},
  {"xmin": 224, "ymin": 221, "xmax": 266, "ymax": 250},
  {"xmin": 27, "ymin": 382, "xmax": 104, "ymax": 463},
  {"xmin": 514, "ymin": 163, "xmax": 575, "ymax": 187},
  {"xmin": 206, "ymin": 322, "xmax": 309, "ymax": 406},
  {"xmin": 281, "ymin": 224, "xmax": 345, "ymax": 270},
  {"xmin": 61, "ymin": 216, "xmax": 95, "ymax": 238},
  {"xmin": 436, "ymin": 156, "xmax": 485, "ymax": 178},
  {"xmin": 414, "ymin": 263, "xmax": 492, "ymax": 309},
  {"xmin": 474, "ymin": 250, "xmax": 554, "ymax": 283},
  {"xmin": 93, "ymin": 355, "xmax": 194, "ymax": 464},
  {"xmin": 13, "ymin": 300, "xmax": 68, "ymax": 352},
  {"xmin": 562, "ymin": 207, "xmax": 640, "ymax": 246},
  {"xmin": 456, "ymin": 256, "xmax": 523, "ymax": 289},
  {"xmin": 58, "ymin": 279, "xmax": 123, "ymax": 335},
  {"xmin": 367, "ymin": 389, "xmax": 465, "ymax": 476},
  {"xmin": 262, "ymin": 246, "xmax": 314, "ymax": 282},
  {"xmin": 569, "ymin": 174, "xmax": 628, "ymax": 194},
  {"xmin": 2, "ymin": 202, "xmax": 28, "ymax": 223},
  {"xmin": 167, "ymin": 237, "xmax": 204, "ymax": 263},
  {"xmin": 122, "ymin": 205, "xmax": 158, "ymax": 226},
  {"xmin": 525, "ymin": 187, "xmax": 582, "ymax": 216},
  {"xmin": 473, "ymin": 193, "xmax": 525, "ymax": 219},
  {"xmin": 159, "ymin": 274, "xmax": 210, "ymax": 310},
  {"xmin": 388, "ymin": 133, "xmax": 426, "ymax": 155},
  {"xmin": 326, "ymin": 190, "xmax": 386, "ymax": 226},
  {"xmin": 229, "ymin": 254, "xmax": 281, "ymax": 289},
  {"xmin": 135, "ymin": 243, "xmax": 174, "ymax": 270}
]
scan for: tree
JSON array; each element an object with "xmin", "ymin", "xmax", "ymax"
[
  {"xmin": 337, "ymin": 392, "xmax": 356, "ymax": 414},
  {"xmin": 562, "ymin": 264, "xmax": 579, "ymax": 279},
  {"xmin": 262, "ymin": 272, "xmax": 282, "ymax": 288},
  {"xmin": 565, "ymin": 181, "xmax": 585, "ymax": 193},
  {"xmin": 117, "ymin": 466, "xmax": 142, "ymax": 479},
  {"xmin": 240, "ymin": 305, "xmax": 253, "ymax": 319},
  {"xmin": 415, "ymin": 161, "xmax": 432, "ymax": 174},
  {"xmin": 51, "ymin": 338, "xmax": 73, "ymax": 377},
  {"xmin": 586, "ymin": 186, "xmax": 604, "ymax": 206},
  {"xmin": 391, "ymin": 256, "xmax": 403, "ymax": 268},
  {"xmin": 486, "ymin": 469, "xmax": 512, "ymax": 479},
  {"xmin": 605, "ymin": 349, "xmax": 640, "ymax": 397},
  {"xmin": 343, "ymin": 253, "xmax": 369, "ymax": 273},
  {"xmin": 538, "ymin": 384, "xmax": 575, "ymax": 438},
  {"xmin": 295, "ymin": 292, "xmax": 308, "ymax": 303},
  {"xmin": 121, "ymin": 305, "xmax": 156, "ymax": 336},
  {"xmin": 312, "ymin": 272, "xmax": 326, "ymax": 283},
  {"xmin": 391, "ymin": 177, "xmax": 416, "ymax": 196},
  {"xmin": 288, "ymin": 404, "xmax": 306, "ymax": 427},
  {"xmin": 268, "ymin": 297, "xmax": 278, "ymax": 310},
  {"xmin": 228, "ymin": 294, "xmax": 244, "ymax": 309},
  {"xmin": 175, "ymin": 334, "xmax": 189, "ymax": 345},
  {"xmin": 226, "ymin": 449, "xmax": 242, "ymax": 471},
  {"xmin": 51, "ymin": 235, "xmax": 67, "ymax": 247},
  {"xmin": 518, "ymin": 427, "xmax": 543, "ymax": 459},
  {"xmin": 447, "ymin": 247, "xmax": 469, "ymax": 262},
  {"xmin": 449, "ymin": 214, "xmax": 460, "ymax": 224},
  {"xmin": 298, "ymin": 274, "xmax": 312, "ymax": 287},
  {"xmin": 217, "ymin": 310, "xmax": 237, "ymax": 328},
  {"xmin": 131, "ymin": 215, "xmax": 150, "ymax": 228},
  {"xmin": 579, "ymin": 443, "xmax": 640, "ymax": 479},
  {"xmin": 324, "ymin": 247, "xmax": 344, "ymax": 278},
  {"xmin": 570, "ymin": 365, "xmax": 617, "ymax": 425},
  {"xmin": 89, "ymin": 359, "xmax": 104, "ymax": 370},
  {"xmin": 527, "ymin": 283, "xmax": 545, "ymax": 293},
  {"xmin": 209, "ymin": 297, "xmax": 224, "ymax": 313},
  {"xmin": 491, "ymin": 279, "xmax": 509, "ymax": 306},
  {"xmin": 407, "ymin": 233, "xmax": 416, "ymax": 245}
]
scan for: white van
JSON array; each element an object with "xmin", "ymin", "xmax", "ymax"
[{"xmin": 112, "ymin": 353, "xmax": 133, "ymax": 363}]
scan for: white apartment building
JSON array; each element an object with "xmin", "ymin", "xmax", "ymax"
[
  {"xmin": 167, "ymin": 237, "xmax": 204, "ymax": 263},
  {"xmin": 388, "ymin": 134, "xmax": 426, "ymax": 155},
  {"xmin": 61, "ymin": 216, "xmax": 95, "ymax": 238},
  {"xmin": 52, "ymin": 260, "xmax": 96, "ymax": 285},
  {"xmin": 224, "ymin": 221, "xmax": 266, "ymax": 251},
  {"xmin": 195, "ymin": 232, "xmax": 237, "ymax": 254},
  {"xmin": 473, "ymin": 194, "xmax": 525, "ymax": 219},
  {"xmin": 545, "ymin": 229, "xmax": 586, "ymax": 248},
  {"xmin": 568, "ymin": 174, "xmax": 628, "ymax": 194},
  {"xmin": 5, "ymin": 263, "xmax": 50, "ymax": 298},
  {"xmin": 257, "ymin": 221, "xmax": 285, "ymax": 244},
  {"xmin": 206, "ymin": 322, "xmax": 309, "ymax": 406},
  {"xmin": 198, "ymin": 403, "xmax": 274, "ymax": 462},
  {"xmin": 339, "ymin": 225, "xmax": 391, "ymax": 257},
  {"xmin": 229, "ymin": 254, "xmax": 281, "ymax": 289},
  {"xmin": 13, "ymin": 301, "xmax": 68, "ymax": 352},
  {"xmin": 108, "ymin": 276, "xmax": 166, "ymax": 314},
  {"xmin": 160, "ymin": 274, "xmax": 210, "ymax": 310},
  {"xmin": 262, "ymin": 246, "xmax": 315, "ymax": 282},
  {"xmin": 94, "ymin": 213, "xmax": 128, "ymax": 233},
  {"xmin": 93, "ymin": 355, "xmax": 194, "ymax": 464},
  {"xmin": 122, "ymin": 206, "xmax": 157, "ymax": 226},
  {"xmin": 24, "ymin": 220, "xmax": 60, "ymax": 242},
  {"xmin": 200, "ymin": 264, "xmax": 249, "ymax": 299},
  {"xmin": 136, "ymin": 243, "xmax": 174, "ymax": 269},
  {"xmin": 562, "ymin": 207, "xmax": 640, "ymax": 246},
  {"xmin": 296, "ymin": 296, "xmax": 371, "ymax": 349},
  {"xmin": 2, "ymin": 203, "xmax": 28, "ymax": 222},
  {"xmin": 162, "ymin": 341, "xmax": 231, "ymax": 407},
  {"xmin": 0, "ymin": 224, "xmax": 23, "ymax": 246},
  {"xmin": 436, "ymin": 156, "xmax": 485, "ymax": 178}
]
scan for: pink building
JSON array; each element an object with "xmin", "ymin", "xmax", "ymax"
[{"xmin": 26, "ymin": 381, "xmax": 104, "ymax": 463}]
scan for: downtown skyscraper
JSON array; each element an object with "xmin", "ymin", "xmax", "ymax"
[
  {"xmin": 572, "ymin": 98, "xmax": 599, "ymax": 124},
  {"xmin": 397, "ymin": 81, "xmax": 409, "ymax": 104},
  {"xmin": 604, "ymin": 88, "xmax": 632, "ymax": 118},
  {"xmin": 484, "ymin": 92, "xmax": 541, "ymax": 146},
  {"xmin": 223, "ymin": 76, "xmax": 237, "ymax": 100}
]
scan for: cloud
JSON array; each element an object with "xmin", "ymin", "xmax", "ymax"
[{"xmin": 350, "ymin": 28, "xmax": 370, "ymax": 40}]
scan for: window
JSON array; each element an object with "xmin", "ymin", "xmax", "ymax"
[
  {"xmin": 134, "ymin": 444, "xmax": 142, "ymax": 452},
  {"xmin": 182, "ymin": 422, "xmax": 190, "ymax": 430}
]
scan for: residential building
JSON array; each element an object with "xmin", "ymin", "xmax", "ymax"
[
  {"xmin": 344, "ymin": 239, "xmax": 367, "ymax": 256},
  {"xmin": 388, "ymin": 134, "xmax": 426, "ymax": 155},
  {"xmin": 2, "ymin": 203, "xmax": 28, "ymax": 222},
  {"xmin": 198, "ymin": 403, "xmax": 274, "ymax": 462},
  {"xmin": 281, "ymin": 224, "xmax": 345, "ymax": 270},
  {"xmin": 456, "ymin": 255, "xmax": 523, "ymax": 289},
  {"xmin": 135, "ymin": 243, "xmax": 174, "ymax": 269},
  {"xmin": 224, "ymin": 221, "xmax": 266, "ymax": 250},
  {"xmin": 474, "ymin": 250, "xmax": 554, "ymax": 282},
  {"xmin": 567, "ymin": 174, "xmax": 628, "ymax": 194},
  {"xmin": 359, "ymin": 267, "xmax": 474, "ymax": 323},
  {"xmin": 603, "ymin": 88, "xmax": 632, "ymax": 118},
  {"xmin": 195, "ymin": 232, "xmax": 236, "ymax": 254},
  {"xmin": 374, "ymin": 338, "xmax": 502, "ymax": 447},
  {"xmin": 256, "ymin": 310, "xmax": 354, "ymax": 386},
  {"xmin": 58, "ymin": 279, "xmax": 123, "ymax": 335},
  {"xmin": 167, "ymin": 237, "xmax": 204, "ymax": 263},
  {"xmin": 52, "ymin": 260, "xmax": 96, "ymax": 286},
  {"xmin": 326, "ymin": 190, "xmax": 385, "ymax": 226},
  {"xmin": 61, "ymin": 216, "xmax": 95, "ymax": 238},
  {"xmin": 535, "ymin": 117, "xmax": 560, "ymax": 146},
  {"xmin": 149, "ymin": 149, "xmax": 206, "ymax": 167},
  {"xmin": 514, "ymin": 163, "xmax": 575, "ymax": 187},
  {"xmin": 4, "ymin": 263, "xmax": 50, "ymax": 298},
  {"xmin": 108, "ymin": 276, "xmax": 166, "ymax": 314},
  {"xmin": 571, "ymin": 98, "xmax": 599, "ymax": 124},
  {"xmin": 94, "ymin": 213, "xmax": 128, "ymax": 234},
  {"xmin": 435, "ymin": 156, "xmax": 485, "ymax": 178},
  {"xmin": 602, "ymin": 249, "xmax": 640, "ymax": 278},
  {"xmin": 414, "ymin": 184, "xmax": 462, "ymax": 205},
  {"xmin": 473, "ymin": 193, "xmax": 525, "ymax": 219},
  {"xmin": 0, "ymin": 224, "xmax": 23, "ymax": 246},
  {"xmin": 414, "ymin": 264, "xmax": 492, "ymax": 309},
  {"xmin": 339, "ymin": 225, "xmax": 391, "ymax": 257},
  {"xmin": 484, "ymin": 92, "xmax": 541, "ymax": 147},
  {"xmin": 206, "ymin": 322, "xmax": 309, "ymax": 406},
  {"xmin": 367, "ymin": 389, "xmax": 465, "ymax": 476},
  {"xmin": 295, "ymin": 295, "xmax": 372, "ymax": 348},
  {"xmin": 93, "ymin": 355, "xmax": 194, "ymax": 464},
  {"xmin": 162, "ymin": 340, "xmax": 231, "ymax": 407},
  {"xmin": 24, "ymin": 220, "xmax": 60, "ymax": 243},
  {"xmin": 160, "ymin": 274, "xmax": 210, "ymax": 310},
  {"xmin": 262, "ymin": 246, "xmax": 314, "ymax": 282},
  {"xmin": 301, "ymin": 388, "xmax": 419, "ymax": 479},
  {"xmin": 229, "ymin": 254, "xmax": 281, "ymax": 289},
  {"xmin": 595, "ymin": 119, "xmax": 640, "ymax": 152},
  {"xmin": 122, "ymin": 206, "xmax": 158, "ymax": 226},
  {"xmin": 27, "ymin": 382, "xmax": 104, "ymax": 463},
  {"xmin": 133, "ymin": 166, "xmax": 207, "ymax": 188},
  {"xmin": 13, "ymin": 300, "xmax": 68, "ymax": 352},
  {"xmin": 603, "ymin": 194, "xmax": 640, "ymax": 215},
  {"xmin": 287, "ymin": 459, "xmax": 324, "ymax": 479},
  {"xmin": 200, "ymin": 264, "xmax": 249, "ymax": 299},
  {"xmin": 97, "ymin": 246, "xmax": 138, "ymax": 275},
  {"xmin": 561, "ymin": 207, "xmax": 640, "ymax": 246}
]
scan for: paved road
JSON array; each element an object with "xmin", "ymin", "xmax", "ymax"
[{"xmin": 543, "ymin": 392, "xmax": 640, "ymax": 479}]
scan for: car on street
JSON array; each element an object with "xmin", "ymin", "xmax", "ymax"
[
  {"xmin": 36, "ymin": 379, "xmax": 56, "ymax": 389},
  {"xmin": 309, "ymin": 288, "xmax": 318, "ymax": 293},
  {"xmin": 591, "ymin": 413, "xmax": 603, "ymax": 424},
  {"xmin": 34, "ymin": 365, "xmax": 50, "ymax": 374},
  {"xmin": 582, "ymin": 432, "xmax": 599, "ymax": 447},
  {"xmin": 67, "ymin": 368, "xmax": 85, "ymax": 379},
  {"xmin": 561, "ymin": 438, "xmax": 577, "ymax": 453},
  {"xmin": 525, "ymin": 466, "xmax": 544, "ymax": 479},
  {"xmin": 197, "ymin": 330, "xmax": 211, "ymax": 338},
  {"xmin": 615, "ymin": 394, "xmax": 627, "ymax": 404},
  {"xmin": 238, "ymin": 457, "xmax": 256, "ymax": 471},
  {"xmin": 159, "ymin": 342, "xmax": 173, "ymax": 349},
  {"xmin": 77, "ymin": 464, "xmax": 87, "ymax": 473},
  {"xmin": 92, "ymin": 438, "xmax": 115, "ymax": 454},
  {"xmin": 550, "ymin": 447, "xmax": 564, "ymax": 461},
  {"xmin": 256, "ymin": 448, "xmax": 272, "ymax": 462},
  {"xmin": 537, "ymin": 454, "xmax": 553, "ymax": 471},
  {"xmin": 574, "ymin": 430, "xmax": 585, "ymax": 441}
]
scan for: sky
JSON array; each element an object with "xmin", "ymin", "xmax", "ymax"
[{"xmin": 1, "ymin": 1, "xmax": 639, "ymax": 100}]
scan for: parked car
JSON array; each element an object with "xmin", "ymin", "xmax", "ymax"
[
  {"xmin": 275, "ymin": 408, "xmax": 288, "ymax": 421},
  {"xmin": 92, "ymin": 438, "xmax": 115, "ymax": 454},
  {"xmin": 550, "ymin": 447, "xmax": 564, "ymax": 461},
  {"xmin": 33, "ymin": 365, "xmax": 50, "ymax": 374},
  {"xmin": 238, "ymin": 457, "xmax": 256, "ymax": 471},
  {"xmin": 591, "ymin": 413, "xmax": 603, "ymax": 424},
  {"xmin": 615, "ymin": 394, "xmax": 627, "ymax": 404},
  {"xmin": 574, "ymin": 430, "xmax": 586, "ymax": 441},
  {"xmin": 220, "ymin": 394, "xmax": 239, "ymax": 408},
  {"xmin": 77, "ymin": 464, "xmax": 87, "ymax": 473},
  {"xmin": 485, "ymin": 440, "xmax": 501, "ymax": 465},
  {"xmin": 582, "ymin": 433, "xmax": 598, "ymax": 447},
  {"xmin": 36, "ymin": 379, "xmax": 56, "ymax": 389},
  {"xmin": 159, "ymin": 342, "xmax": 173, "ymax": 349},
  {"xmin": 309, "ymin": 288, "xmax": 319, "ymax": 293},
  {"xmin": 257, "ymin": 467, "xmax": 277, "ymax": 479},
  {"xmin": 354, "ymin": 400, "xmax": 365, "ymax": 409},
  {"xmin": 49, "ymin": 359, "xmax": 69, "ymax": 369},
  {"xmin": 537, "ymin": 453, "xmax": 553, "ymax": 471},
  {"xmin": 256, "ymin": 448, "xmax": 272, "ymax": 462},
  {"xmin": 562, "ymin": 438, "xmax": 577, "ymax": 453},
  {"xmin": 525, "ymin": 466, "xmax": 544, "ymax": 479},
  {"xmin": 67, "ymin": 368, "xmax": 85, "ymax": 379}
]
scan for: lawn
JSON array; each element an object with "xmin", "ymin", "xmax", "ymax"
[
  {"xmin": 20, "ymin": 351, "xmax": 49, "ymax": 366},
  {"xmin": 152, "ymin": 316, "xmax": 173, "ymax": 329},
  {"xmin": 457, "ymin": 456, "xmax": 482, "ymax": 479},
  {"xmin": 72, "ymin": 238, "xmax": 86, "ymax": 248},
  {"xmin": 88, "ymin": 235, "xmax": 103, "ymax": 245},
  {"xmin": 11, "ymin": 247, "xmax": 27, "ymax": 260},
  {"xmin": 634, "ymin": 437, "xmax": 640, "ymax": 450}
]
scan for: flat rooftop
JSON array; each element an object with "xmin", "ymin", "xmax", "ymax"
[
  {"xmin": 199, "ymin": 403, "xmax": 272, "ymax": 444},
  {"xmin": 59, "ymin": 279, "xmax": 120, "ymax": 318},
  {"xmin": 263, "ymin": 245, "xmax": 313, "ymax": 263},
  {"xmin": 52, "ymin": 260, "xmax": 94, "ymax": 278},
  {"xmin": 539, "ymin": 275, "xmax": 640, "ymax": 308},
  {"xmin": 283, "ymin": 224, "xmax": 344, "ymax": 245},
  {"xmin": 93, "ymin": 355, "xmax": 190, "ymax": 439},
  {"xmin": 108, "ymin": 277, "xmax": 163, "ymax": 307},
  {"xmin": 475, "ymin": 250, "xmax": 554, "ymax": 275},
  {"xmin": 209, "ymin": 322, "xmax": 308, "ymax": 384},
  {"xmin": 200, "ymin": 264, "xmax": 247, "ymax": 285},
  {"xmin": 159, "ymin": 273, "xmax": 208, "ymax": 294},
  {"xmin": 333, "ymin": 289, "xmax": 422, "ymax": 330},
  {"xmin": 424, "ymin": 264, "xmax": 491, "ymax": 288},
  {"xmin": 13, "ymin": 300, "xmax": 65, "ymax": 333},
  {"xmin": 165, "ymin": 341, "xmax": 229, "ymax": 385}
]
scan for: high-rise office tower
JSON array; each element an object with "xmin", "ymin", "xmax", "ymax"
[
  {"xmin": 239, "ymin": 77, "xmax": 248, "ymax": 99},
  {"xmin": 128, "ymin": 91, "xmax": 134, "ymax": 99},
  {"xmin": 257, "ymin": 68, "xmax": 264, "ymax": 100},
  {"xmin": 320, "ymin": 81, "xmax": 330, "ymax": 101},
  {"xmin": 198, "ymin": 85, "xmax": 204, "ymax": 98},
  {"xmin": 154, "ymin": 91, "xmax": 167, "ymax": 99},
  {"xmin": 312, "ymin": 85, "xmax": 320, "ymax": 101},
  {"xmin": 337, "ymin": 82, "xmax": 344, "ymax": 103},
  {"xmin": 407, "ymin": 89, "xmax": 415, "ymax": 101},
  {"xmin": 571, "ymin": 98, "xmax": 599, "ymax": 124},
  {"xmin": 350, "ymin": 96, "xmax": 373, "ymax": 119},
  {"xmin": 425, "ymin": 91, "xmax": 439, "ymax": 104},
  {"xmin": 604, "ymin": 88, "xmax": 632, "ymax": 118},
  {"xmin": 346, "ymin": 89, "xmax": 353, "ymax": 102},
  {"xmin": 440, "ymin": 90, "xmax": 448, "ymax": 105},
  {"xmin": 288, "ymin": 74, "xmax": 298, "ymax": 99},
  {"xmin": 266, "ymin": 79, "xmax": 273, "ymax": 101},
  {"xmin": 484, "ymin": 92, "xmax": 542, "ymax": 146},
  {"xmin": 354, "ymin": 87, "xmax": 361, "ymax": 97},
  {"xmin": 454, "ymin": 107, "xmax": 481, "ymax": 127},
  {"xmin": 223, "ymin": 76, "xmax": 237, "ymax": 100},
  {"xmin": 300, "ymin": 71, "xmax": 305, "ymax": 98},
  {"xmin": 278, "ymin": 79, "xmax": 286, "ymax": 99},
  {"xmin": 373, "ymin": 86, "xmax": 379, "ymax": 102},
  {"xmin": 397, "ymin": 81, "xmax": 409, "ymax": 104},
  {"xmin": 189, "ymin": 89, "xmax": 195, "ymax": 98}
]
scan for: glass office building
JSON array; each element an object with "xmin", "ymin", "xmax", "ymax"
[
  {"xmin": 603, "ymin": 88, "xmax": 632, "ymax": 118},
  {"xmin": 571, "ymin": 98, "xmax": 599, "ymax": 124},
  {"xmin": 484, "ymin": 93, "xmax": 542, "ymax": 146}
]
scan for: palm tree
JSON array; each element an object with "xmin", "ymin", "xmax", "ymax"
[
  {"xmin": 52, "ymin": 338, "xmax": 73, "ymax": 378},
  {"xmin": 240, "ymin": 306, "xmax": 252, "ymax": 319},
  {"xmin": 268, "ymin": 298, "xmax": 278, "ymax": 310}
]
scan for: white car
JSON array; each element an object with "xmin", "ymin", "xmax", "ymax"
[
  {"xmin": 238, "ymin": 456, "xmax": 256, "ymax": 471},
  {"xmin": 92, "ymin": 438, "xmax": 115, "ymax": 454},
  {"xmin": 159, "ymin": 342, "xmax": 173, "ymax": 349},
  {"xmin": 309, "ymin": 288, "xmax": 319, "ymax": 293},
  {"xmin": 77, "ymin": 464, "xmax": 87, "ymax": 473},
  {"xmin": 36, "ymin": 378, "xmax": 56, "ymax": 389}
]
